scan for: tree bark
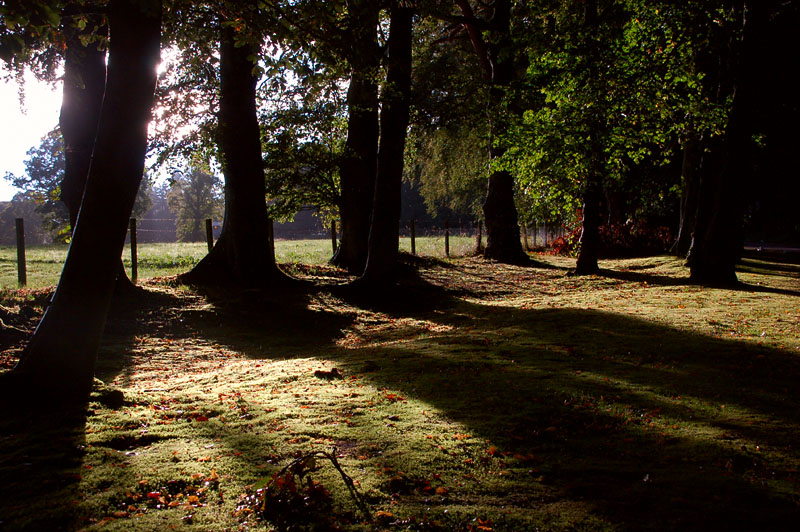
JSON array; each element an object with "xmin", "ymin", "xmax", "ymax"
[
  {"xmin": 482, "ymin": 167, "xmax": 526, "ymax": 263},
  {"xmin": 359, "ymin": 4, "xmax": 413, "ymax": 286},
  {"xmin": 59, "ymin": 15, "xmax": 106, "ymax": 229},
  {"xmin": 687, "ymin": 1, "xmax": 765, "ymax": 285},
  {"xmin": 456, "ymin": 0, "xmax": 527, "ymax": 264},
  {"xmin": 330, "ymin": 0, "xmax": 380, "ymax": 273},
  {"xmin": 181, "ymin": 26, "xmax": 282, "ymax": 287},
  {"xmin": 7, "ymin": 0, "xmax": 161, "ymax": 401},
  {"xmin": 574, "ymin": 0, "xmax": 603, "ymax": 275},
  {"xmin": 60, "ymin": 17, "xmax": 138, "ymax": 295},
  {"xmin": 671, "ymin": 136, "xmax": 702, "ymax": 257},
  {"xmin": 575, "ymin": 167, "xmax": 602, "ymax": 274}
]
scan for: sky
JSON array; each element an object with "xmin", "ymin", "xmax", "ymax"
[{"xmin": 0, "ymin": 70, "xmax": 62, "ymax": 201}]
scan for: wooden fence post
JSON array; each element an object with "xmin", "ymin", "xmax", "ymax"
[
  {"xmin": 410, "ymin": 219, "xmax": 416, "ymax": 256},
  {"xmin": 445, "ymin": 219, "xmax": 450, "ymax": 258},
  {"xmin": 522, "ymin": 225, "xmax": 529, "ymax": 251},
  {"xmin": 15, "ymin": 218, "xmax": 26, "ymax": 287},
  {"xmin": 268, "ymin": 217, "xmax": 275, "ymax": 261},
  {"xmin": 205, "ymin": 218, "xmax": 214, "ymax": 252},
  {"xmin": 331, "ymin": 220, "xmax": 337, "ymax": 255},
  {"xmin": 129, "ymin": 218, "xmax": 138, "ymax": 284}
]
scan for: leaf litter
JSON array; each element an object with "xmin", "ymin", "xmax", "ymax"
[{"xmin": 0, "ymin": 254, "xmax": 799, "ymax": 530}]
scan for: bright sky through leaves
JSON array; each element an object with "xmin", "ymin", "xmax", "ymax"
[{"xmin": 0, "ymin": 70, "xmax": 62, "ymax": 201}]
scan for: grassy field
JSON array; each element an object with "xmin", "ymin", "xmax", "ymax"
[
  {"xmin": 0, "ymin": 237, "xmax": 476, "ymax": 289},
  {"xmin": 1, "ymin": 253, "xmax": 799, "ymax": 531}
]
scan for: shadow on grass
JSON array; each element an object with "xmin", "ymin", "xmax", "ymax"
[
  {"xmin": 738, "ymin": 256, "xmax": 800, "ymax": 277},
  {"xmin": 0, "ymin": 408, "xmax": 87, "ymax": 531},
  {"xmin": 327, "ymin": 301, "xmax": 800, "ymax": 530},
  {"xmin": 598, "ymin": 262, "xmax": 800, "ymax": 297},
  {"xmin": 180, "ymin": 266, "xmax": 798, "ymax": 529},
  {"xmin": 2, "ymin": 258, "xmax": 798, "ymax": 530}
]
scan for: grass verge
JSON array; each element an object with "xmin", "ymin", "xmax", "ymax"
[{"xmin": 0, "ymin": 237, "xmax": 477, "ymax": 289}]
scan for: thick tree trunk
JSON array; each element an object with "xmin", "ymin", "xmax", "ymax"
[
  {"xmin": 60, "ymin": 18, "xmax": 137, "ymax": 294},
  {"xmin": 687, "ymin": 1, "xmax": 765, "ymax": 285},
  {"xmin": 60, "ymin": 17, "xmax": 106, "ymax": 229},
  {"xmin": 359, "ymin": 4, "xmax": 413, "ymax": 286},
  {"xmin": 671, "ymin": 136, "xmax": 702, "ymax": 257},
  {"xmin": 575, "ymin": 176, "xmax": 602, "ymax": 274},
  {"xmin": 460, "ymin": 0, "xmax": 527, "ymax": 264},
  {"xmin": 6, "ymin": 0, "xmax": 161, "ymax": 401},
  {"xmin": 181, "ymin": 27, "xmax": 281, "ymax": 287},
  {"xmin": 330, "ymin": 0, "xmax": 380, "ymax": 273},
  {"xmin": 482, "ymin": 167, "xmax": 527, "ymax": 263}
]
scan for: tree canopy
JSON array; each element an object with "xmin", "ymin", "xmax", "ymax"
[{"xmin": 1, "ymin": 0, "xmax": 798, "ymax": 400}]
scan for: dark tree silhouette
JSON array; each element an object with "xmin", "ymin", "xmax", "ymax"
[
  {"xmin": 453, "ymin": 0, "xmax": 528, "ymax": 264},
  {"xmin": 5, "ymin": 0, "xmax": 162, "ymax": 401},
  {"xmin": 180, "ymin": 25, "xmax": 283, "ymax": 286},
  {"xmin": 573, "ymin": 0, "xmax": 603, "ymax": 275},
  {"xmin": 687, "ymin": 1, "xmax": 766, "ymax": 285},
  {"xmin": 59, "ymin": 13, "xmax": 106, "ymax": 230},
  {"xmin": 59, "ymin": 11, "xmax": 138, "ymax": 292},
  {"xmin": 359, "ymin": 2, "xmax": 413, "ymax": 286},
  {"xmin": 330, "ymin": 0, "xmax": 381, "ymax": 274}
]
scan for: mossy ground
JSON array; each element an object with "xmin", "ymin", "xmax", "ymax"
[{"xmin": 1, "ymin": 252, "xmax": 799, "ymax": 531}]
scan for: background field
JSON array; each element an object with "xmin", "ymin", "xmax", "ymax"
[{"xmin": 0, "ymin": 236, "xmax": 477, "ymax": 288}]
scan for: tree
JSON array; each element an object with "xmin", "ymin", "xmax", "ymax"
[
  {"xmin": 4, "ymin": 126, "xmax": 152, "ymax": 242},
  {"xmin": 261, "ymin": 90, "xmax": 345, "ymax": 226},
  {"xmin": 328, "ymin": 0, "xmax": 382, "ymax": 273},
  {"xmin": 167, "ymin": 167, "xmax": 222, "ymax": 242},
  {"xmin": 3, "ymin": 128, "xmax": 70, "ymax": 241},
  {"xmin": 180, "ymin": 18, "xmax": 283, "ymax": 286},
  {"xmin": 59, "ymin": 8, "xmax": 107, "ymax": 230},
  {"xmin": 359, "ymin": 2, "xmax": 414, "ymax": 285},
  {"xmin": 687, "ymin": 0, "xmax": 768, "ymax": 285},
  {"xmin": 5, "ymin": 0, "xmax": 162, "ymax": 401},
  {"xmin": 406, "ymin": 11, "xmax": 489, "ymax": 222},
  {"xmin": 572, "ymin": 0, "xmax": 604, "ymax": 275},
  {"xmin": 448, "ymin": 0, "xmax": 528, "ymax": 264}
]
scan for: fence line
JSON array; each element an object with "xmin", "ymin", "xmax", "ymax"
[{"xmin": 7, "ymin": 217, "xmax": 567, "ymax": 287}]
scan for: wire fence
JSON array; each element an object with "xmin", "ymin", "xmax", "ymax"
[{"xmin": 3, "ymin": 216, "xmax": 566, "ymax": 287}]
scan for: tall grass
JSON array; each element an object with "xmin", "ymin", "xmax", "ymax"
[{"xmin": 0, "ymin": 236, "xmax": 477, "ymax": 288}]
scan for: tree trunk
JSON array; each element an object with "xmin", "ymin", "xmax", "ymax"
[
  {"xmin": 330, "ymin": 0, "xmax": 380, "ymax": 273},
  {"xmin": 6, "ymin": 0, "xmax": 161, "ymax": 401},
  {"xmin": 671, "ymin": 136, "xmax": 702, "ymax": 257},
  {"xmin": 359, "ymin": 4, "xmax": 413, "ymax": 286},
  {"xmin": 482, "ymin": 167, "xmax": 527, "ymax": 263},
  {"xmin": 574, "ymin": 0, "xmax": 603, "ymax": 275},
  {"xmin": 575, "ymin": 175, "xmax": 602, "ymax": 274},
  {"xmin": 59, "ymin": 15, "xmax": 106, "ymax": 229},
  {"xmin": 180, "ymin": 26, "xmax": 282, "ymax": 287},
  {"xmin": 60, "ymin": 17, "xmax": 137, "ymax": 294},
  {"xmin": 687, "ymin": 1, "xmax": 765, "ymax": 285},
  {"xmin": 458, "ymin": 0, "xmax": 528, "ymax": 264}
]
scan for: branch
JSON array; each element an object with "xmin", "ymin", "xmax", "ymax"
[
  {"xmin": 453, "ymin": 0, "xmax": 492, "ymax": 81},
  {"xmin": 431, "ymin": 12, "xmax": 490, "ymax": 31}
]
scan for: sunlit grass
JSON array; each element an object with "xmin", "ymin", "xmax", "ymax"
[
  {"xmin": 1, "ymin": 254, "xmax": 798, "ymax": 530},
  {"xmin": 0, "ymin": 237, "xmax": 478, "ymax": 288}
]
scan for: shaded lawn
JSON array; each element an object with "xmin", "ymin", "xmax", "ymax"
[{"xmin": 0, "ymin": 254, "xmax": 798, "ymax": 531}]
